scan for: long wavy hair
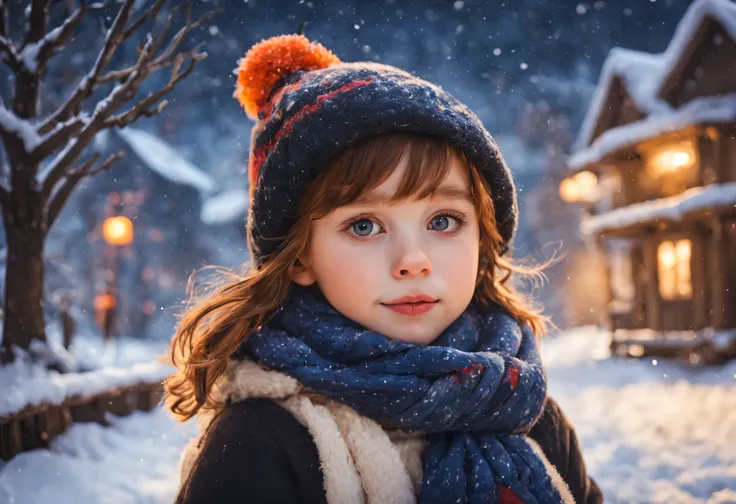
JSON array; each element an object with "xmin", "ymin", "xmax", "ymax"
[{"xmin": 164, "ymin": 132, "xmax": 549, "ymax": 421}]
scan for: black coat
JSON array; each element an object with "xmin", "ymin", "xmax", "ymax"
[
  {"xmin": 176, "ymin": 396, "xmax": 603, "ymax": 504},
  {"xmin": 176, "ymin": 399, "xmax": 603, "ymax": 504}
]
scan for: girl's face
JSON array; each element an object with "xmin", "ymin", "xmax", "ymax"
[{"xmin": 290, "ymin": 152, "xmax": 480, "ymax": 344}]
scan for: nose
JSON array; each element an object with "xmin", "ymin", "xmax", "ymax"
[{"xmin": 391, "ymin": 240, "xmax": 432, "ymax": 279}]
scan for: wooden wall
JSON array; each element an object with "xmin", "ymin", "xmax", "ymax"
[{"xmin": 618, "ymin": 217, "xmax": 736, "ymax": 334}]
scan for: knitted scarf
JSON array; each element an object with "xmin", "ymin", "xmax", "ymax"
[{"xmin": 237, "ymin": 285, "xmax": 563, "ymax": 504}]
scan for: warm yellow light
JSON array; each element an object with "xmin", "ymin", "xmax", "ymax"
[
  {"xmin": 675, "ymin": 240, "xmax": 691, "ymax": 261},
  {"xmin": 646, "ymin": 142, "xmax": 696, "ymax": 177},
  {"xmin": 658, "ymin": 241, "xmax": 676, "ymax": 269},
  {"xmin": 675, "ymin": 240, "xmax": 692, "ymax": 297},
  {"xmin": 559, "ymin": 170, "xmax": 599, "ymax": 203},
  {"xmin": 93, "ymin": 293, "xmax": 117, "ymax": 311},
  {"xmin": 102, "ymin": 216, "xmax": 134, "ymax": 246},
  {"xmin": 671, "ymin": 151, "xmax": 691, "ymax": 168},
  {"xmin": 575, "ymin": 170, "xmax": 598, "ymax": 194},
  {"xmin": 657, "ymin": 239, "xmax": 692, "ymax": 300},
  {"xmin": 559, "ymin": 177, "xmax": 579, "ymax": 202}
]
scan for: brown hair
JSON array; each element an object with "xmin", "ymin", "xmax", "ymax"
[{"xmin": 164, "ymin": 132, "xmax": 549, "ymax": 421}]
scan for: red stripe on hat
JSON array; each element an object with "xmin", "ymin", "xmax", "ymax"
[
  {"xmin": 249, "ymin": 78, "xmax": 374, "ymax": 186},
  {"xmin": 257, "ymin": 79, "xmax": 304, "ymax": 120}
]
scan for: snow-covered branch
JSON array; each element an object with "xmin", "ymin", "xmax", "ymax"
[
  {"xmin": 104, "ymin": 47, "xmax": 206, "ymax": 128},
  {"xmin": 0, "ymin": 34, "xmax": 22, "ymax": 72},
  {"xmin": 39, "ymin": 33, "xmax": 156, "ymax": 196},
  {"xmin": 38, "ymin": 0, "xmax": 137, "ymax": 136},
  {"xmin": 24, "ymin": 0, "xmax": 50, "ymax": 47},
  {"xmin": 37, "ymin": 1, "xmax": 213, "ymax": 194},
  {"xmin": 123, "ymin": 0, "xmax": 167, "ymax": 42},
  {"xmin": 0, "ymin": 104, "xmax": 42, "ymax": 153},
  {"xmin": 97, "ymin": 4, "xmax": 216, "ymax": 85},
  {"xmin": 0, "ymin": 0, "xmax": 215, "ymax": 363},
  {"xmin": 20, "ymin": 3, "xmax": 98, "ymax": 74},
  {"xmin": 29, "ymin": 114, "xmax": 89, "ymax": 165},
  {"xmin": 46, "ymin": 150, "xmax": 125, "ymax": 231}
]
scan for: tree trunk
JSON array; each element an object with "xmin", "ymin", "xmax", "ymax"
[{"xmin": 1, "ymin": 218, "xmax": 46, "ymax": 364}]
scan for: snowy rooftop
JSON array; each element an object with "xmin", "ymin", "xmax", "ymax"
[
  {"xmin": 570, "ymin": 93, "xmax": 736, "ymax": 170},
  {"xmin": 581, "ymin": 181, "xmax": 736, "ymax": 235},
  {"xmin": 117, "ymin": 127, "xmax": 217, "ymax": 194},
  {"xmin": 572, "ymin": 0, "xmax": 736, "ymax": 165},
  {"xmin": 573, "ymin": 48, "xmax": 669, "ymax": 152},
  {"xmin": 200, "ymin": 189, "xmax": 249, "ymax": 225}
]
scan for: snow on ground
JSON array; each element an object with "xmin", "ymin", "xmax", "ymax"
[
  {"xmin": 0, "ymin": 327, "xmax": 172, "ymax": 419},
  {"xmin": 542, "ymin": 327, "xmax": 736, "ymax": 504},
  {"xmin": 1, "ymin": 326, "xmax": 735, "ymax": 503},
  {"xmin": 0, "ymin": 408, "xmax": 197, "ymax": 504}
]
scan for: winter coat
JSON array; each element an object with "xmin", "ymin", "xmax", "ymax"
[{"xmin": 175, "ymin": 360, "xmax": 603, "ymax": 504}]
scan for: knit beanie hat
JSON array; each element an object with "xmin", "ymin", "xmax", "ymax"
[{"xmin": 235, "ymin": 34, "xmax": 517, "ymax": 265}]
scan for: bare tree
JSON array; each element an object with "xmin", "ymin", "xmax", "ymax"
[{"xmin": 0, "ymin": 0, "xmax": 216, "ymax": 364}]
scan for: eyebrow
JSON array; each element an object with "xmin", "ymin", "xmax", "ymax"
[{"xmin": 352, "ymin": 186, "xmax": 473, "ymax": 205}]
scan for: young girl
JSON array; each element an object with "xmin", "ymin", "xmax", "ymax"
[{"xmin": 167, "ymin": 34, "xmax": 602, "ymax": 504}]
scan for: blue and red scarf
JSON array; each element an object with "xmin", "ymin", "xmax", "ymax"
[{"xmin": 238, "ymin": 285, "xmax": 564, "ymax": 503}]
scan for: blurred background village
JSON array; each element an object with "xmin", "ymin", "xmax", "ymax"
[{"xmin": 0, "ymin": 0, "xmax": 734, "ymax": 502}]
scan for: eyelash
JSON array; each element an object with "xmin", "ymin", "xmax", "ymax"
[{"xmin": 341, "ymin": 211, "xmax": 467, "ymax": 242}]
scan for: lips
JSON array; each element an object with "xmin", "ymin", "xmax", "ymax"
[
  {"xmin": 381, "ymin": 294, "xmax": 439, "ymax": 317},
  {"xmin": 384, "ymin": 294, "xmax": 438, "ymax": 304}
]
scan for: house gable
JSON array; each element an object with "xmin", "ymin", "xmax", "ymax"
[
  {"xmin": 587, "ymin": 78, "xmax": 645, "ymax": 145},
  {"xmin": 656, "ymin": 0, "xmax": 736, "ymax": 107},
  {"xmin": 659, "ymin": 17, "xmax": 736, "ymax": 107},
  {"xmin": 573, "ymin": 48, "xmax": 666, "ymax": 152}
]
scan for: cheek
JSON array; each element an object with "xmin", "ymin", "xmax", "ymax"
[
  {"xmin": 308, "ymin": 233, "xmax": 381, "ymax": 296},
  {"xmin": 434, "ymin": 233, "xmax": 479, "ymax": 293}
]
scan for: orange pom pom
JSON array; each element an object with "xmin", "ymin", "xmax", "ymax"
[{"xmin": 234, "ymin": 34, "xmax": 341, "ymax": 119}]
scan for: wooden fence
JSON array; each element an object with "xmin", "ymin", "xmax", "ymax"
[{"xmin": 0, "ymin": 380, "xmax": 164, "ymax": 462}]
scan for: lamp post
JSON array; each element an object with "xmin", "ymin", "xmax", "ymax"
[{"xmin": 96, "ymin": 214, "xmax": 134, "ymax": 344}]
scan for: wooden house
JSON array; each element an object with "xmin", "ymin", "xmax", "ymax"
[{"xmin": 563, "ymin": 0, "xmax": 736, "ymax": 362}]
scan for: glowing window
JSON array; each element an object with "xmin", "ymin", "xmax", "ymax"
[{"xmin": 657, "ymin": 239, "xmax": 692, "ymax": 300}]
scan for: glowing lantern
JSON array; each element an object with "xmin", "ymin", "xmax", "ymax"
[
  {"xmin": 559, "ymin": 170, "xmax": 598, "ymax": 203},
  {"xmin": 102, "ymin": 216, "xmax": 134, "ymax": 246},
  {"xmin": 559, "ymin": 177, "xmax": 579, "ymax": 202}
]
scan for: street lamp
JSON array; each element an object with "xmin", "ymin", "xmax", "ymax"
[
  {"xmin": 96, "ymin": 214, "xmax": 134, "ymax": 344},
  {"xmin": 102, "ymin": 216, "xmax": 134, "ymax": 246}
]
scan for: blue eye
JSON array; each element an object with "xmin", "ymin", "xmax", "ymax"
[
  {"xmin": 430, "ymin": 215, "xmax": 450, "ymax": 231},
  {"xmin": 351, "ymin": 219, "xmax": 377, "ymax": 236}
]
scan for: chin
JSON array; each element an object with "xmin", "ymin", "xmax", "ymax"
[{"xmin": 380, "ymin": 325, "xmax": 440, "ymax": 345}]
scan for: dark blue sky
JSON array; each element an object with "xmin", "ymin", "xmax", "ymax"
[{"xmin": 184, "ymin": 0, "xmax": 695, "ymax": 139}]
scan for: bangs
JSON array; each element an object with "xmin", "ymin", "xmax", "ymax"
[{"xmin": 306, "ymin": 132, "xmax": 468, "ymax": 217}]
